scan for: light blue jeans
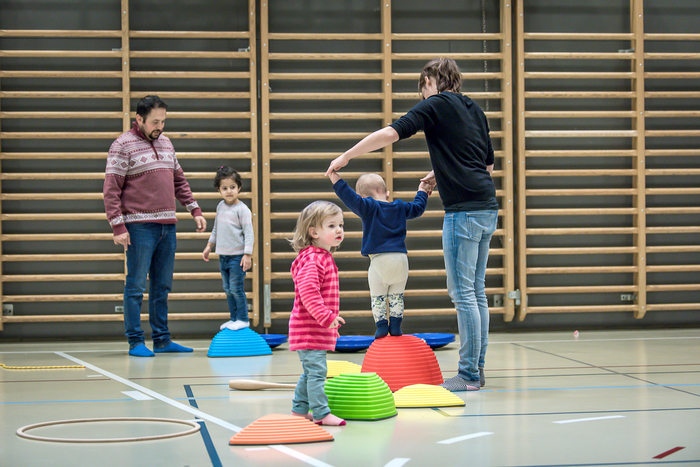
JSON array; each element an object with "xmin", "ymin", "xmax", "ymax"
[
  {"xmin": 442, "ymin": 210, "xmax": 498, "ymax": 382},
  {"xmin": 219, "ymin": 255, "xmax": 248, "ymax": 322},
  {"xmin": 292, "ymin": 349, "xmax": 330, "ymax": 420}
]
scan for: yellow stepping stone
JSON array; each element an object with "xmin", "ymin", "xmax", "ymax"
[
  {"xmin": 393, "ymin": 384, "xmax": 466, "ymax": 408},
  {"xmin": 327, "ymin": 360, "xmax": 362, "ymax": 378}
]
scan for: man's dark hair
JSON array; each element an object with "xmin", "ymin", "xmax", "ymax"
[
  {"xmin": 214, "ymin": 166, "xmax": 242, "ymax": 190},
  {"xmin": 136, "ymin": 95, "xmax": 168, "ymax": 119}
]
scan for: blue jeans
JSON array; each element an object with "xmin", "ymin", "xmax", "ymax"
[
  {"xmin": 443, "ymin": 210, "xmax": 498, "ymax": 382},
  {"xmin": 219, "ymin": 255, "xmax": 248, "ymax": 322},
  {"xmin": 123, "ymin": 223, "xmax": 177, "ymax": 348},
  {"xmin": 292, "ymin": 350, "xmax": 329, "ymax": 420}
]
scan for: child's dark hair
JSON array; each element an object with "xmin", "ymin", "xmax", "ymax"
[{"xmin": 214, "ymin": 166, "xmax": 242, "ymax": 190}]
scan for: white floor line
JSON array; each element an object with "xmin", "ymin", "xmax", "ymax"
[
  {"xmin": 122, "ymin": 390, "xmax": 154, "ymax": 401},
  {"xmin": 437, "ymin": 431, "xmax": 494, "ymax": 445},
  {"xmin": 384, "ymin": 458, "xmax": 411, "ymax": 467},
  {"xmin": 553, "ymin": 415, "xmax": 625, "ymax": 424},
  {"xmin": 55, "ymin": 352, "xmax": 337, "ymax": 467}
]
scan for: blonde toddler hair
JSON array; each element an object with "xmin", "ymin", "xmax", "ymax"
[
  {"xmin": 355, "ymin": 173, "xmax": 387, "ymax": 198},
  {"xmin": 289, "ymin": 200, "xmax": 343, "ymax": 253}
]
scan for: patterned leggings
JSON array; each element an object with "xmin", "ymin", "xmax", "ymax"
[{"xmin": 368, "ymin": 253, "xmax": 409, "ymax": 323}]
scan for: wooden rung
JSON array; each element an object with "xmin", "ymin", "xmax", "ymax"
[
  {"xmin": 525, "ymin": 169, "xmax": 637, "ymax": 176},
  {"xmin": 646, "ymin": 226, "xmax": 700, "ymax": 234},
  {"xmin": 646, "ymin": 168, "xmax": 700, "ymax": 176},
  {"xmin": 525, "ymin": 150, "xmax": 636, "ymax": 157},
  {"xmin": 0, "ymin": 193, "xmax": 104, "ymax": 200},
  {"xmin": 644, "ymin": 53, "xmax": 700, "ymax": 60},
  {"xmin": 392, "ymin": 52, "xmax": 503, "ymax": 60},
  {"xmin": 527, "ymin": 266, "xmax": 638, "ymax": 274},
  {"xmin": 394, "ymin": 91, "xmax": 503, "ymax": 100},
  {"xmin": 0, "ymin": 173, "xmax": 106, "ymax": 180},
  {"xmin": 130, "ymin": 71, "xmax": 251, "ymax": 79},
  {"xmin": 525, "ymin": 227, "xmax": 638, "ymax": 235},
  {"xmin": 644, "ymin": 33, "xmax": 700, "ymax": 41},
  {"xmin": 0, "ymin": 91, "xmax": 122, "ymax": 98},
  {"xmin": 524, "ymin": 72, "xmax": 636, "ymax": 79},
  {"xmin": 524, "ymin": 111, "xmax": 635, "ymax": 118},
  {"xmin": 523, "ymin": 33, "xmax": 634, "ymax": 40},
  {"xmin": 0, "ymin": 111, "xmax": 122, "ymax": 119},
  {"xmin": 130, "ymin": 91, "xmax": 250, "ymax": 99},
  {"xmin": 524, "ymin": 305, "xmax": 637, "ymax": 313},
  {"xmin": 645, "ymin": 149, "xmax": 700, "ymax": 156},
  {"xmin": 525, "ymin": 188, "xmax": 637, "ymax": 196},
  {"xmin": 270, "ymin": 152, "xmax": 380, "ymax": 160},
  {"xmin": 0, "ymin": 152, "xmax": 107, "ymax": 159},
  {"xmin": 646, "ymin": 265, "xmax": 700, "ymax": 273},
  {"xmin": 646, "ymin": 130, "xmax": 700, "ymax": 137},
  {"xmin": 526, "ymin": 246, "xmax": 639, "ymax": 255},
  {"xmin": 0, "ymin": 29, "xmax": 121, "ymax": 38},
  {"xmin": 644, "ymin": 111, "xmax": 700, "ymax": 118},
  {"xmin": 646, "ymin": 188, "xmax": 700, "ymax": 195},
  {"xmin": 645, "ymin": 72, "xmax": 700, "ymax": 79},
  {"xmin": 526, "ymin": 286, "xmax": 638, "ymax": 294},
  {"xmin": 2, "ymin": 213, "xmax": 106, "ymax": 221},
  {"xmin": 270, "ymin": 92, "xmax": 383, "ymax": 100},
  {"xmin": 165, "ymin": 112, "xmax": 253, "ymax": 119},
  {"xmin": 391, "ymin": 33, "xmax": 503, "ymax": 40},
  {"xmin": 269, "ymin": 112, "xmax": 384, "ymax": 120},
  {"xmin": 646, "ymin": 244, "xmax": 700, "ymax": 252},
  {"xmin": 268, "ymin": 53, "xmax": 383, "ymax": 60},
  {"xmin": 269, "ymin": 308, "xmax": 468, "ymax": 320},
  {"xmin": 269, "ymin": 132, "xmax": 372, "ymax": 140},
  {"xmin": 1, "ymin": 274, "xmax": 124, "ymax": 282},
  {"xmin": 646, "ymin": 92, "xmax": 700, "ymax": 99},
  {"xmin": 2, "ymin": 312, "xmax": 232, "ymax": 323},
  {"xmin": 268, "ymin": 73, "xmax": 384, "ymax": 80},
  {"xmin": 645, "ymin": 303, "xmax": 700, "ymax": 312},
  {"xmin": 0, "ymin": 71, "xmax": 122, "ymax": 79},
  {"xmin": 130, "ymin": 51, "xmax": 250, "ymax": 59},
  {"xmin": 267, "ymin": 33, "xmax": 383, "ymax": 40},
  {"xmin": 647, "ymin": 284, "xmax": 700, "ymax": 291},
  {"xmin": 130, "ymin": 30, "xmax": 251, "ymax": 39},
  {"xmin": 2, "ymin": 254, "xmax": 124, "ymax": 262},
  {"xmin": 523, "ymin": 52, "xmax": 634, "ymax": 59},
  {"xmin": 392, "ymin": 72, "xmax": 504, "ymax": 80},
  {"xmin": 524, "ymin": 91, "xmax": 636, "ymax": 99},
  {"xmin": 2, "ymin": 294, "xmax": 124, "ymax": 302},
  {"xmin": 525, "ymin": 208, "xmax": 637, "ymax": 216},
  {"xmin": 0, "ymin": 132, "xmax": 120, "ymax": 139},
  {"xmin": 0, "ymin": 50, "xmax": 120, "ymax": 58}
]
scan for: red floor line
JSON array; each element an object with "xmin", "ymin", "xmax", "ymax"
[{"xmin": 653, "ymin": 446, "xmax": 685, "ymax": 459}]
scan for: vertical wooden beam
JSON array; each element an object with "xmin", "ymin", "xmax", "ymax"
[
  {"xmin": 381, "ymin": 0, "xmax": 393, "ymax": 197},
  {"xmin": 260, "ymin": 0, "xmax": 272, "ymax": 328},
  {"xmin": 631, "ymin": 0, "xmax": 647, "ymax": 318},
  {"xmin": 0, "ymin": 62, "xmax": 3, "ymax": 331},
  {"xmin": 248, "ymin": 0, "xmax": 260, "ymax": 327},
  {"xmin": 501, "ymin": 0, "xmax": 515, "ymax": 322},
  {"xmin": 121, "ymin": 0, "xmax": 130, "ymax": 131},
  {"xmin": 514, "ymin": 0, "xmax": 528, "ymax": 321}
]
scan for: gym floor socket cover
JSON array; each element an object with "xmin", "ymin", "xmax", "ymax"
[
  {"xmin": 207, "ymin": 327, "xmax": 272, "ymax": 357},
  {"xmin": 327, "ymin": 360, "xmax": 362, "ymax": 378},
  {"xmin": 325, "ymin": 372, "xmax": 397, "ymax": 421},
  {"xmin": 229, "ymin": 414, "xmax": 333, "ymax": 445},
  {"xmin": 361, "ymin": 335, "xmax": 444, "ymax": 391},
  {"xmin": 393, "ymin": 384, "xmax": 466, "ymax": 408}
]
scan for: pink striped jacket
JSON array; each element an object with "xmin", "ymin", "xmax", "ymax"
[{"xmin": 288, "ymin": 245, "xmax": 340, "ymax": 351}]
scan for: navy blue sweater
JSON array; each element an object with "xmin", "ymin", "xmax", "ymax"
[{"xmin": 333, "ymin": 179, "xmax": 428, "ymax": 256}]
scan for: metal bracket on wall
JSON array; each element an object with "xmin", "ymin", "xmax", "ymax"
[
  {"xmin": 2, "ymin": 304, "xmax": 13, "ymax": 316},
  {"xmin": 507, "ymin": 289, "xmax": 521, "ymax": 306},
  {"xmin": 264, "ymin": 284, "xmax": 271, "ymax": 327}
]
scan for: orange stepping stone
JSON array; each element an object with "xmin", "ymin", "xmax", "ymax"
[
  {"xmin": 229, "ymin": 414, "xmax": 334, "ymax": 446},
  {"xmin": 361, "ymin": 335, "xmax": 444, "ymax": 391}
]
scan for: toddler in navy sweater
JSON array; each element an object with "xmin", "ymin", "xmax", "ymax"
[{"xmin": 329, "ymin": 171, "xmax": 430, "ymax": 337}]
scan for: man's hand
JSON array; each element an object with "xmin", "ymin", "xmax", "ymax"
[
  {"xmin": 240, "ymin": 254, "xmax": 252, "ymax": 272},
  {"xmin": 114, "ymin": 232, "xmax": 130, "ymax": 251},
  {"xmin": 194, "ymin": 216, "xmax": 207, "ymax": 233}
]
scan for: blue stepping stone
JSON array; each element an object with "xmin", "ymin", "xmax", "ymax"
[
  {"xmin": 207, "ymin": 327, "xmax": 272, "ymax": 357},
  {"xmin": 259, "ymin": 334, "xmax": 288, "ymax": 349},
  {"xmin": 409, "ymin": 333, "xmax": 456, "ymax": 349},
  {"xmin": 334, "ymin": 335, "xmax": 375, "ymax": 352}
]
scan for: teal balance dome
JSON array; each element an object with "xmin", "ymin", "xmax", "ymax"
[{"xmin": 207, "ymin": 327, "xmax": 272, "ymax": 357}]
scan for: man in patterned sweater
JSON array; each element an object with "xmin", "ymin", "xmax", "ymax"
[{"xmin": 103, "ymin": 95, "xmax": 206, "ymax": 357}]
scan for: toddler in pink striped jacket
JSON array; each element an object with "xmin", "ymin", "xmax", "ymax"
[{"xmin": 288, "ymin": 201, "xmax": 347, "ymax": 426}]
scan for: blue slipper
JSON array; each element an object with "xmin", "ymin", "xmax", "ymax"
[
  {"xmin": 129, "ymin": 344, "xmax": 155, "ymax": 357},
  {"xmin": 154, "ymin": 342, "xmax": 193, "ymax": 353}
]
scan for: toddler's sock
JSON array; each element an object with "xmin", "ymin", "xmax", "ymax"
[
  {"xmin": 313, "ymin": 413, "xmax": 346, "ymax": 426},
  {"xmin": 374, "ymin": 319, "xmax": 389, "ymax": 339},
  {"xmin": 220, "ymin": 320, "xmax": 236, "ymax": 331},
  {"xmin": 154, "ymin": 341, "xmax": 193, "ymax": 353},
  {"xmin": 128, "ymin": 344, "xmax": 155, "ymax": 357},
  {"xmin": 389, "ymin": 316, "xmax": 403, "ymax": 336}
]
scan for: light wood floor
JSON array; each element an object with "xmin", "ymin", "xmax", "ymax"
[{"xmin": 1, "ymin": 328, "xmax": 699, "ymax": 467}]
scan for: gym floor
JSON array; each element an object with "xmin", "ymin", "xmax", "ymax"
[{"xmin": 1, "ymin": 328, "xmax": 699, "ymax": 467}]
